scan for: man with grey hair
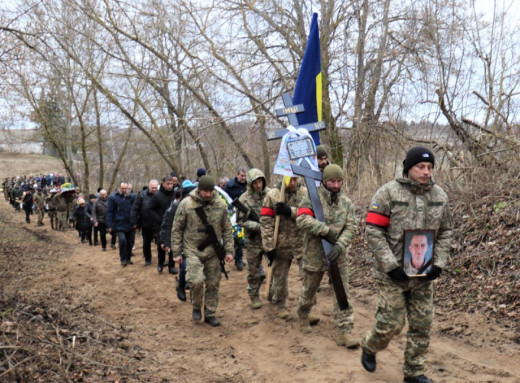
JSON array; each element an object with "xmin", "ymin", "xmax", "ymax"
[
  {"xmin": 131, "ymin": 179, "xmax": 159, "ymax": 265},
  {"xmin": 224, "ymin": 166, "xmax": 248, "ymax": 270}
]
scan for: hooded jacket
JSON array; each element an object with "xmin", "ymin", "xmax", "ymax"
[{"xmin": 236, "ymin": 168, "xmax": 269, "ymax": 248}]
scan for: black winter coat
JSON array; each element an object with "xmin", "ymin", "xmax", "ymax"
[
  {"xmin": 149, "ymin": 186, "xmax": 175, "ymax": 228},
  {"xmin": 130, "ymin": 189, "xmax": 157, "ymax": 229},
  {"xmin": 159, "ymin": 200, "xmax": 179, "ymax": 247}
]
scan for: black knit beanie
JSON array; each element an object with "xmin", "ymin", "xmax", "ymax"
[{"xmin": 403, "ymin": 147, "xmax": 435, "ymax": 174}]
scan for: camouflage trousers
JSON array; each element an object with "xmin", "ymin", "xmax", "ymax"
[
  {"xmin": 36, "ymin": 207, "xmax": 44, "ymax": 225},
  {"xmin": 245, "ymin": 246, "xmax": 264, "ymax": 299},
  {"xmin": 297, "ymin": 256, "xmax": 354, "ymax": 333},
  {"xmin": 56, "ymin": 211, "xmax": 68, "ymax": 231},
  {"xmin": 270, "ymin": 256, "xmax": 296, "ymax": 309},
  {"xmin": 186, "ymin": 254, "xmax": 222, "ymax": 318},
  {"xmin": 48, "ymin": 209, "xmax": 57, "ymax": 229},
  {"xmin": 361, "ymin": 280, "xmax": 434, "ymax": 378}
]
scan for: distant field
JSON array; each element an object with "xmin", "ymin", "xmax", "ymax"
[{"xmin": 0, "ymin": 152, "xmax": 65, "ymax": 180}]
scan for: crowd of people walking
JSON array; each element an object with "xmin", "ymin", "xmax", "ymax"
[{"xmin": 2, "ymin": 146, "xmax": 452, "ymax": 383}]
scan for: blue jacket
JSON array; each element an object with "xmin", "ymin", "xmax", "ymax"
[
  {"xmin": 106, "ymin": 191, "xmax": 135, "ymax": 232},
  {"xmin": 224, "ymin": 177, "xmax": 247, "ymax": 201}
]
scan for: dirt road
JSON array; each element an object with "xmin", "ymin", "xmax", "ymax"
[{"xmin": 2, "ymin": 199, "xmax": 519, "ymax": 383}]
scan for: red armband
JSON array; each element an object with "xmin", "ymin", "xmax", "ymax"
[
  {"xmin": 297, "ymin": 207, "xmax": 314, "ymax": 217},
  {"xmin": 366, "ymin": 210, "xmax": 390, "ymax": 228},
  {"xmin": 260, "ymin": 207, "xmax": 275, "ymax": 217}
]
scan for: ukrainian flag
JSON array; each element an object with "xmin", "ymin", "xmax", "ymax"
[{"xmin": 293, "ymin": 12, "xmax": 322, "ymax": 145}]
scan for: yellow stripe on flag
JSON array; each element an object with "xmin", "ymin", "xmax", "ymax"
[{"xmin": 316, "ymin": 72, "xmax": 322, "ymax": 121}]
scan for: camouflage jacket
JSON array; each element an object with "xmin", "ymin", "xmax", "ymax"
[
  {"xmin": 296, "ymin": 185, "xmax": 358, "ymax": 272},
  {"xmin": 171, "ymin": 188, "xmax": 234, "ymax": 261},
  {"xmin": 260, "ymin": 181, "xmax": 307, "ymax": 259},
  {"xmin": 236, "ymin": 168, "xmax": 270, "ymax": 249},
  {"xmin": 365, "ymin": 176, "xmax": 452, "ymax": 282},
  {"xmin": 33, "ymin": 192, "xmax": 45, "ymax": 208},
  {"xmin": 53, "ymin": 193, "xmax": 68, "ymax": 212},
  {"xmin": 46, "ymin": 193, "xmax": 56, "ymax": 210}
]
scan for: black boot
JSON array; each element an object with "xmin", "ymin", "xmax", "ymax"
[
  {"xmin": 204, "ymin": 316, "xmax": 220, "ymax": 327},
  {"xmin": 192, "ymin": 309, "xmax": 201, "ymax": 321},
  {"xmin": 361, "ymin": 349, "xmax": 376, "ymax": 372},
  {"xmin": 176, "ymin": 285, "xmax": 186, "ymax": 302},
  {"xmin": 404, "ymin": 375, "xmax": 433, "ymax": 383}
]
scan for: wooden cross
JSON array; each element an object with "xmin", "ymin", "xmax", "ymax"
[
  {"xmin": 291, "ymin": 158, "xmax": 349, "ymax": 310},
  {"xmin": 266, "ymin": 92, "xmax": 326, "ymax": 141}
]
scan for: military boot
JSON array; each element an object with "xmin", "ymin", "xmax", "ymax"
[
  {"xmin": 335, "ymin": 333, "xmax": 360, "ymax": 349},
  {"xmin": 403, "ymin": 375, "xmax": 433, "ymax": 383},
  {"xmin": 204, "ymin": 316, "xmax": 220, "ymax": 327},
  {"xmin": 309, "ymin": 313, "xmax": 320, "ymax": 326},
  {"xmin": 250, "ymin": 297, "xmax": 262, "ymax": 310},
  {"xmin": 192, "ymin": 308, "xmax": 202, "ymax": 321},
  {"xmin": 298, "ymin": 312, "xmax": 312, "ymax": 334},
  {"xmin": 276, "ymin": 308, "xmax": 290, "ymax": 320}
]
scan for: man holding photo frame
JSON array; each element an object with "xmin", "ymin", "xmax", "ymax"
[
  {"xmin": 404, "ymin": 231, "xmax": 434, "ymax": 276},
  {"xmin": 360, "ymin": 147, "xmax": 453, "ymax": 383}
]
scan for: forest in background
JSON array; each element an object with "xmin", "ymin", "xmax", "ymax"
[{"xmin": 0, "ymin": 0, "xmax": 518, "ymax": 196}]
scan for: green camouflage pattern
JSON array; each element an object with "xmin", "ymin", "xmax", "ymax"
[
  {"xmin": 171, "ymin": 188, "xmax": 234, "ymax": 318},
  {"xmin": 237, "ymin": 168, "xmax": 270, "ymax": 299},
  {"xmin": 296, "ymin": 185, "xmax": 358, "ymax": 272},
  {"xmin": 261, "ymin": 179, "xmax": 306, "ymax": 308},
  {"xmin": 53, "ymin": 193, "xmax": 69, "ymax": 231},
  {"xmin": 297, "ymin": 256, "xmax": 354, "ymax": 333},
  {"xmin": 363, "ymin": 175, "xmax": 452, "ymax": 378},
  {"xmin": 362, "ymin": 280, "xmax": 434, "ymax": 377},
  {"xmin": 33, "ymin": 191, "xmax": 45, "ymax": 224},
  {"xmin": 296, "ymin": 185, "xmax": 357, "ymax": 333},
  {"xmin": 366, "ymin": 177, "xmax": 452, "ymax": 282},
  {"xmin": 171, "ymin": 188, "xmax": 234, "ymax": 260},
  {"xmin": 260, "ymin": 180, "xmax": 307, "ymax": 258},
  {"xmin": 186, "ymin": 254, "xmax": 222, "ymax": 317}
]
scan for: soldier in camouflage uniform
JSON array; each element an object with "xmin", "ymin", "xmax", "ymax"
[
  {"xmin": 46, "ymin": 190, "xmax": 59, "ymax": 230},
  {"xmin": 33, "ymin": 187, "xmax": 46, "ymax": 226},
  {"xmin": 361, "ymin": 147, "xmax": 452, "ymax": 383},
  {"xmin": 296, "ymin": 164, "xmax": 360, "ymax": 348},
  {"xmin": 171, "ymin": 175, "xmax": 234, "ymax": 327},
  {"xmin": 260, "ymin": 176, "xmax": 307, "ymax": 320},
  {"xmin": 54, "ymin": 191, "xmax": 70, "ymax": 231},
  {"xmin": 236, "ymin": 168, "xmax": 270, "ymax": 309}
]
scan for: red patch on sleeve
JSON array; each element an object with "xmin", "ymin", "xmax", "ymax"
[
  {"xmin": 366, "ymin": 211, "xmax": 390, "ymax": 228},
  {"xmin": 297, "ymin": 207, "xmax": 315, "ymax": 217},
  {"xmin": 261, "ymin": 207, "xmax": 275, "ymax": 217}
]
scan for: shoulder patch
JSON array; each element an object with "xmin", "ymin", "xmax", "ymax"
[{"xmin": 371, "ymin": 203, "xmax": 379, "ymax": 210}]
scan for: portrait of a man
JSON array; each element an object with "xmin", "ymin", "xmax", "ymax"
[{"xmin": 403, "ymin": 230, "xmax": 435, "ymax": 276}]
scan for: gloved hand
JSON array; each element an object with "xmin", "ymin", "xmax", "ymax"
[
  {"xmin": 326, "ymin": 244, "xmax": 342, "ymax": 263},
  {"xmin": 425, "ymin": 265, "xmax": 442, "ymax": 281},
  {"xmin": 387, "ymin": 266, "xmax": 410, "ymax": 282},
  {"xmin": 266, "ymin": 249, "xmax": 277, "ymax": 266},
  {"xmin": 275, "ymin": 202, "xmax": 292, "ymax": 217},
  {"xmin": 323, "ymin": 228, "xmax": 338, "ymax": 245}
]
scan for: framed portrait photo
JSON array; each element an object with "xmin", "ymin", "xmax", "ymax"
[{"xmin": 402, "ymin": 229, "xmax": 435, "ymax": 277}]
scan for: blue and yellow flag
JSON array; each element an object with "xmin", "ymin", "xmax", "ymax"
[{"xmin": 293, "ymin": 13, "xmax": 322, "ymax": 145}]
